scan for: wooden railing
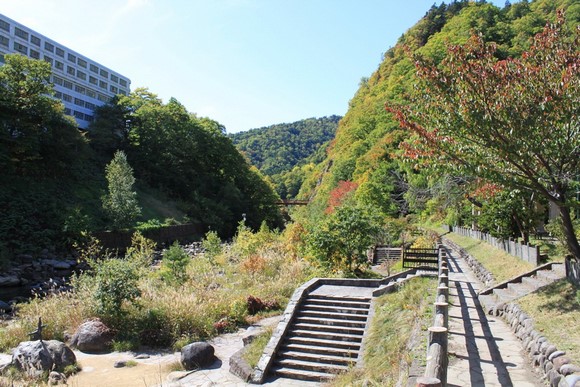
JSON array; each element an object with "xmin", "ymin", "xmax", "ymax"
[
  {"xmin": 417, "ymin": 243, "xmax": 449, "ymax": 387},
  {"xmin": 403, "ymin": 247, "xmax": 439, "ymax": 269}
]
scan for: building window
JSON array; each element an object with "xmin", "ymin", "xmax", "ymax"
[
  {"xmin": 73, "ymin": 110, "xmax": 84, "ymax": 119},
  {"xmin": 29, "ymin": 49, "xmax": 40, "ymax": 59},
  {"xmin": 86, "ymin": 90, "xmax": 96, "ymax": 99},
  {"xmin": 14, "ymin": 27, "xmax": 29, "ymax": 40},
  {"xmin": 44, "ymin": 42, "xmax": 54, "ymax": 52},
  {"xmin": 54, "ymin": 91, "xmax": 62, "ymax": 99},
  {"xmin": 67, "ymin": 53, "xmax": 76, "ymax": 63},
  {"xmin": 119, "ymin": 79, "xmax": 127, "ymax": 87},
  {"xmin": 90, "ymin": 64, "xmax": 98, "ymax": 73},
  {"xmin": 67, "ymin": 65, "xmax": 75, "ymax": 76},
  {"xmin": 77, "ymin": 70, "xmax": 86, "ymax": 80},
  {"xmin": 89, "ymin": 76, "xmax": 97, "ymax": 85},
  {"xmin": 84, "ymin": 113, "xmax": 94, "ymax": 122},
  {"xmin": 75, "ymin": 85, "xmax": 86, "ymax": 94},
  {"xmin": 13, "ymin": 42, "xmax": 27, "ymax": 55},
  {"xmin": 110, "ymin": 85, "xmax": 118, "ymax": 94},
  {"xmin": 62, "ymin": 93, "xmax": 72, "ymax": 102},
  {"xmin": 100, "ymin": 69, "xmax": 109, "ymax": 78},
  {"xmin": 55, "ymin": 47, "xmax": 64, "ymax": 57},
  {"xmin": 0, "ymin": 19, "xmax": 9, "ymax": 32},
  {"xmin": 99, "ymin": 80, "xmax": 108, "ymax": 90},
  {"xmin": 98, "ymin": 93, "xmax": 110, "ymax": 102},
  {"xmin": 85, "ymin": 101, "xmax": 96, "ymax": 110},
  {"xmin": 0, "ymin": 35, "xmax": 8, "ymax": 48},
  {"xmin": 30, "ymin": 35, "xmax": 40, "ymax": 46},
  {"xmin": 54, "ymin": 60, "xmax": 64, "ymax": 70},
  {"xmin": 110, "ymin": 74, "xmax": 119, "ymax": 83},
  {"xmin": 43, "ymin": 55, "xmax": 53, "ymax": 65},
  {"xmin": 119, "ymin": 89, "xmax": 127, "ymax": 96},
  {"xmin": 0, "ymin": 54, "xmax": 4, "ymax": 64},
  {"xmin": 74, "ymin": 98, "xmax": 85, "ymax": 107},
  {"xmin": 63, "ymin": 80, "xmax": 73, "ymax": 90},
  {"xmin": 77, "ymin": 58, "xmax": 87, "ymax": 68},
  {"xmin": 52, "ymin": 76, "xmax": 63, "ymax": 86}
]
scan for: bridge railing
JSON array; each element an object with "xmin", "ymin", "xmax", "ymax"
[
  {"xmin": 403, "ymin": 247, "xmax": 439, "ymax": 269},
  {"xmin": 417, "ymin": 242, "xmax": 449, "ymax": 387}
]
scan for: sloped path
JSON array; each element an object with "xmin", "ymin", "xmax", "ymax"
[{"xmin": 445, "ymin": 244, "xmax": 542, "ymax": 387}]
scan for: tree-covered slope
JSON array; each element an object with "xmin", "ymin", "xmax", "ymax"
[
  {"xmin": 230, "ymin": 115, "xmax": 340, "ymax": 175},
  {"xmin": 229, "ymin": 115, "xmax": 340, "ymax": 198},
  {"xmin": 301, "ymin": 0, "xmax": 579, "ymax": 224}
]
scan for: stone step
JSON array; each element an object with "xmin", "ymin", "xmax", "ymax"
[
  {"xmin": 278, "ymin": 350, "xmax": 355, "ymax": 366},
  {"xmin": 289, "ymin": 329, "xmax": 363, "ymax": 343},
  {"xmin": 286, "ymin": 336, "xmax": 362, "ymax": 350},
  {"xmin": 293, "ymin": 322, "xmax": 365, "ymax": 335},
  {"xmin": 273, "ymin": 366, "xmax": 335, "ymax": 382},
  {"xmin": 294, "ymin": 316, "xmax": 367, "ymax": 328},
  {"xmin": 298, "ymin": 309, "xmax": 368, "ymax": 322},
  {"xmin": 493, "ymin": 288, "xmax": 515, "ymax": 303},
  {"xmin": 304, "ymin": 298, "xmax": 371, "ymax": 310},
  {"xmin": 276, "ymin": 358, "xmax": 349, "ymax": 374},
  {"xmin": 522, "ymin": 276, "xmax": 550, "ymax": 288},
  {"xmin": 536, "ymin": 269, "xmax": 563, "ymax": 282},
  {"xmin": 307, "ymin": 294, "xmax": 371, "ymax": 304},
  {"xmin": 282, "ymin": 342, "xmax": 359, "ymax": 358},
  {"xmin": 301, "ymin": 303, "xmax": 370, "ymax": 315}
]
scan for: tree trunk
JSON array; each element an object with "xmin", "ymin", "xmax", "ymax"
[{"xmin": 558, "ymin": 204, "xmax": 580, "ymax": 261}]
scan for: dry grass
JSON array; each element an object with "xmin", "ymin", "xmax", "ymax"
[
  {"xmin": 331, "ymin": 277, "xmax": 436, "ymax": 386},
  {"xmin": 444, "ymin": 232, "xmax": 535, "ymax": 282},
  {"xmin": 518, "ymin": 279, "xmax": 580, "ymax": 363}
]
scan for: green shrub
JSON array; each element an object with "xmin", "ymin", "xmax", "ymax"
[
  {"xmin": 202, "ymin": 230, "xmax": 222, "ymax": 263},
  {"xmin": 92, "ymin": 258, "xmax": 141, "ymax": 320},
  {"xmin": 160, "ymin": 242, "xmax": 190, "ymax": 284}
]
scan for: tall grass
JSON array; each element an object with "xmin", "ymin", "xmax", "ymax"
[
  {"xmin": 0, "ymin": 225, "xmax": 321, "ymax": 353},
  {"xmin": 332, "ymin": 277, "xmax": 436, "ymax": 386}
]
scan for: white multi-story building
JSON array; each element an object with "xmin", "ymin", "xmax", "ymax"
[{"xmin": 0, "ymin": 13, "xmax": 131, "ymax": 129}]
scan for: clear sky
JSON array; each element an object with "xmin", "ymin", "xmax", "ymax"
[{"xmin": 0, "ymin": 1, "xmax": 500, "ymax": 133}]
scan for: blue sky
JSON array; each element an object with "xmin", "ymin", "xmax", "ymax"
[{"xmin": 2, "ymin": 0, "xmax": 502, "ymax": 133}]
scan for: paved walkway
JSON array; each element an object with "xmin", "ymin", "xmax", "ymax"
[{"xmin": 445, "ymin": 245, "xmax": 542, "ymax": 387}]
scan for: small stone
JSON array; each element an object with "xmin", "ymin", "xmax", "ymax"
[
  {"xmin": 560, "ymin": 364, "xmax": 580, "ymax": 376},
  {"xmin": 544, "ymin": 344, "xmax": 558, "ymax": 357},
  {"xmin": 114, "ymin": 361, "xmax": 126, "ymax": 368},
  {"xmin": 135, "ymin": 354, "xmax": 150, "ymax": 359},
  {"xmin": 548, "ymin": 350, "xmax": 566, "ymax": 361},
  {"xmin": 553, "ymin": 356, "xmax": 571, "ymax": 371},
  {"xmin": 48, "ymin": 371, "xmax": 66, "ymax": 385},
  {"xmin": 565, "ymin": 373, "xmax": 580, "ymax": 387}
]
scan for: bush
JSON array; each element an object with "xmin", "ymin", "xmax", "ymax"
[
  {"xmin": 92, "ymin": 258, "xmax": 141, "ymax": 321},
  {"xmin": 160, "ymin": 242, "xmax": 190, "ymax": 284},
  {"xmin": 202, "ymin": 230, "xmax": 222, "ymax": 263}
]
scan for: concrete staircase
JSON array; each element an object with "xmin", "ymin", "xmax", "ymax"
[
  {"xmin": 373, "ymin": 247, "xmax": 402, "ymax": 265},
  {"xmin": 272, "ymin": 294, "xmax": 371, "ymax": 382},
  {"xmin": 478, "ymin": 262, "xmax": 565, "ymax": 312}
]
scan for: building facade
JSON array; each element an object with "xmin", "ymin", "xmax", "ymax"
[{"xmin": 0, "ymin": 13, "xmax": 131, "ymax": 129}]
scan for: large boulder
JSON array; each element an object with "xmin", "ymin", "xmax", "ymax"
[
  {"xmin": 70, "ymin": 319, "xmax": 114, "ymax": 353},
  {"xmin": 12, "ymin": 340, "xmax": 76, "ymax": 377},
  {"xmin": 181, "ymin": 342, "xmax": 216, "ymax": 370}
]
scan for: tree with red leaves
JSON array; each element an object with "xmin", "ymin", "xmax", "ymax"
[{"xmin": 388, "ymin": 12, "xmax": 580, "ymax": 259}]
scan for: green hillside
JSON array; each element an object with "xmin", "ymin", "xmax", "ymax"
[
  {"xmin": 299, "ymin": 0, "xmax": 580, "ymax": 233},
  {"xmin": 230, "ymin": 116, "xmax": 340, "ymax": 198}
]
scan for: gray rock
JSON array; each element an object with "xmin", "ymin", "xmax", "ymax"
[
  {"xmin": 553, "ymin": 356, "xmax": 571, "ymax": 371},
  {"xmin": 545, "ymin": 345, "xmax": 558, "ymax": 357},
  {"xmin": 49, "ymin": 371, "xmax": 66, "ymax": 385},
  {"xmin": 135, "ymin": 354, "xmax": 150, "ymax": 359},
  {"xmin": 114, "ymin": 360, "xmax": 127, "ymax": 368},
  {"xmin": 549, "ymin": 350, "xmax": 566, "ymax": 361},
  {"xmin": 560, "ymin": 364, "xmax": 580, "ymax": 376},
  {"xmin": 181, "ymin": 342, "xmax": 216, "ymax": 371},
  {"xmin": 564, "ymin": 374, "xmax": 580, "ymax": 387},
  {"xmin": 70, "ymin": 319, "xmax": 114, "ymax": 353},
  {"xmin": 12, "ymin": 340, "xmax": 76, "ymax": 377},
  {"xmin": 0, "ymin": 275, "xmax": 20, "ymax": 287},
  {"xmin": 0, "ymin": 300, "xmax": 11, "ymax": 311}
]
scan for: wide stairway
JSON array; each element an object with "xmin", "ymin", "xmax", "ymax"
[{"xmin": 272, "ymin": 293, "xmax": 371, "ymax": 382}]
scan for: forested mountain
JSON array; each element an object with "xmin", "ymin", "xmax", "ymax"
[
  {"xmin": 230, "ymin": 116, "xmax": 340, "ymax": 198},
  {"xmin": 298, "ymin": 0, "xmax": 580, "ymax": 244},
  {"xmin": 0, "ymin": 56, "xmax": 282, "ymax": 258}
]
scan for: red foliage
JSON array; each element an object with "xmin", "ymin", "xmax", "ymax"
[
  {"xmin": 472, "ymin": 182, "xmax": 502, "ymax": 200},
  {"xmin": 246, "ymin": 295, "xmax": 280, "ymax": 315},
  {"xmin": 325, "ymin": 180, "xmax": 358, "ymax": 214}
]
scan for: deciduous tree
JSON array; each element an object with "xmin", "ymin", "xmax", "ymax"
[{"xmin": 388, "ymin": 13, "xmax": 580, "ymax": 259}]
